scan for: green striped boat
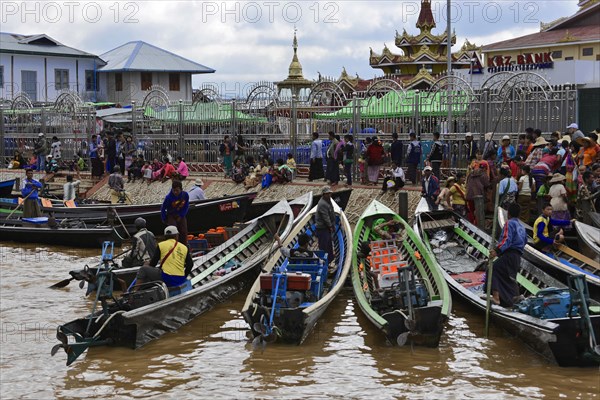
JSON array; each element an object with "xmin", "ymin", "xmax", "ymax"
[{"xmin": 352, "ymin": 200, "xmax": 451, "ymax": 347}]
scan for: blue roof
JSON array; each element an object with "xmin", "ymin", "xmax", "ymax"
[{"xmin": 99, "ymin": 41, "xmax": 215, "ymax": 74}]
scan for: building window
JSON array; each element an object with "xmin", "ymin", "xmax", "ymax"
[
  {"xmin": 552, "ymin": 50, "xmax": 562, "ymax": 59},
  {"xmin": 0, "ymin": 66, "xmax": 3, "ymax": 86},
  {"xmin": 54, "ymin": 69, "xmax": 69, "ymax": 90},
  {"xmin": 582, "ymin": 47, "xmax": 594, "ymax": 56},
  {"xmin": 85, "ymin": 70, "xmax": 97, "ymax": 91},
  {"xmin": 115, "ymin": 73, "xmax": 123, "ymax": 92},
  {"xmin": 141, "ymin": 72, "xmax": 152, "ymax": 91},
  {"xmin": 565, "ymin": 56, "xmax": 574, "ymax": 61},
  {"xmin": 169, "ymin": 73, "xmax": 180, "ymax": 91}
]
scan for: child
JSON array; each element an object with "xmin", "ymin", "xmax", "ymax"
[
  {"xmin": 46, "ymin": 155, "xmax": 59, "ymax": 173},
  {"xmin": 286, "ymin": 153, "xmax": 296, "ymax": 181},
  {"xmin": 141, "ymin": 161, "xmax": 153, "ymax": 183},
  {"xmin": 436, "ymin": 177, "xmax": 454, "ymax": 209}
]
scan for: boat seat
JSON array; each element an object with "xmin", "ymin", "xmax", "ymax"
[{"xmin": 421, "ymin": 218, "xmax": 456, "ymax": 231}]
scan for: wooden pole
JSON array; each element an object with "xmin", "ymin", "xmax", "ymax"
[
  {"xmin": 473, "ymin": 195, "xmax": 485, "ymax": 230},
  {"xmin": 398, "ymin": 191, "xmax": 408, "ymax": 222},
  {"xmin": 484, "ymin": 186, "xmax": 501, "ymax": 338}
]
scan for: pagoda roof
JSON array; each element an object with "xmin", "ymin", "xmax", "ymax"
[
  {"xmin": 416, "ymin": 0, "xmax": 436, "ymax": 30},
  {"xmin": 395, "ymin": 29, "xmax": 456, "ymax": 47},
  {"xmin": 369, "ymin": 44, "xmax": 469, "ymax": 66}
]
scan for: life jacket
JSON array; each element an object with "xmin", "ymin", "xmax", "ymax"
[
  {"xmin": 158, "ymin": 239, "xmax": 188, "ymax": 277},
  {"xmin": 533, "ymin": 215, "xmax": 549, "ymax": 244}
]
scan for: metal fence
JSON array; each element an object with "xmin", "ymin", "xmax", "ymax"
[{"xmin": 1, "ymin": 72, "xmax": 578, "ymax": 177}]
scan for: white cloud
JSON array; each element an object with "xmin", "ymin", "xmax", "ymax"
[{"xmin": 0, "ymin": 0, "xmax": 580, "ymax": 98}]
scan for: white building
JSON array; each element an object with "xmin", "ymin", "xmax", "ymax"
[
  {"xmin": 0, "ymin": 32, "xmax": 105, "ymax": 103},
  {"xmin": 96, "ymin": 41, "xmax": 215, "ymax": 104}
]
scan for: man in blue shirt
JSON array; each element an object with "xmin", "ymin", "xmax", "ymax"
[
  {"xmin": 488, "ymin": 203, "xmax": 528, "ymax": 306},
  {"xmin": 21, "ymin": 169, "xmax": 43, "ymax": 218},
  {"xmin": 161, "ymin": 180, "xmax": 190, "ymax": 245}
]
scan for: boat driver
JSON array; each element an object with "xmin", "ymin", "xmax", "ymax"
[
  {"xmin": 532, "ymin": 204, "xmax": 570, "ymax": 251},
  {"xmin": 133, "ymin": 225, "xmax": 193, "ymax": 290}
]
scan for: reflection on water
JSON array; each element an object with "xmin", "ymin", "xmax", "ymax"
[{"xmin": 1, "ymin": 243, "xmax": 598, "ymax": 399}]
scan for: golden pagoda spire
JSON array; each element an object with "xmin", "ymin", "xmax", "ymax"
[
  {"xmin": 287, "ymin": 27, "xmax": 304, "ymax": 79},
  {"xmin": 416, "ymin": 0, "xmax": 436, "ymax": 32}
]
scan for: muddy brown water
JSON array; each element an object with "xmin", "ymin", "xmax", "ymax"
[{"xmin": 1, "ymin": 243, "xmax": 598, "ymax": 399}]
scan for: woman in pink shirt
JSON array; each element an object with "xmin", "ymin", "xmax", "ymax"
[{"xmin": 175, "ymin": 156, "xmax": 189, "ymax": 180}]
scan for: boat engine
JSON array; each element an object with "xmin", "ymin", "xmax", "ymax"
[
  {"xmin": 371, "ymin": 266, "xmax": 428, "ymax": 313},
  {"xmin": 513, "ymin": 287, "xmax": 578, "ymax": 319}
]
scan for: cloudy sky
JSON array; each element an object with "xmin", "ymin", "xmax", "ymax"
[{"xmin": 1, "ymin": 1, "xmax": 579, "ymax": 96}]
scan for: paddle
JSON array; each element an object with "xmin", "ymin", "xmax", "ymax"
[
  {"xmin": 49, "ymin": 248, "xmax": 131, "ymax": 288},
  {"xmin": 4, "ymin": 190, "xmax": 34, "ymax": 221},
  {"xmin": 484, "ymin": 186, "xmax": 501, "ymax": 338}
]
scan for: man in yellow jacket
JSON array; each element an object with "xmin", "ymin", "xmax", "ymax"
[{"xmin": 133, "ymin": 225, "xmax": 193, "ymax": 289}]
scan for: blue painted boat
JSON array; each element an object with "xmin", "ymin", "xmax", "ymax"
[{"xmin": 0, "ymin": 179, "xmax": 16, "ymax": 197}]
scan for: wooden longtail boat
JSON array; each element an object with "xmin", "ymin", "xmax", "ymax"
[
  {"xmin": 498, "ymin": 208, "xmax": 600, "ymax": 300},
  {"xmin": 574, "ymin": 221, "xmax": 600, "ymax": 263},
  {"xmin": 244, "ymin": 188, "xmax": 352, "ymax": 221},
  {"xmin": 52, "ymin": 200, "xmax": 294, "ymax": 366},
  {"xmin": 352, "ymin": 200, "xmax": 451, "ymax": 347},
  {"xmin": 416, "ymin": 208, "xmax": 600, "ymax": 367},
  {"xmin": 242, "ymin": 199, "xmax": 352, "ymax": 345},
  {"xmin": 0, "ymin": 217, "xmax": 128, "ymax": 247},
  {"xmin": 0, "ymin": 193, "xmax": 256, "ymax": 235}
]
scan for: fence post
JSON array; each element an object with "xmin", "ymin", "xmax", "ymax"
[
  {"xmin": 41, "ymin": 108, "xmax": 46, "ymax": 136},
  {"xmin": 398, "ymin": 191, "xmax": 408, "ymax": 222},
  {"xmin": 231, "ymin": 99, "xmax": 237, "ymax": 144},
  {"xmin": 178, "ymin": 99, "xmax": 184, "ymax": 158},
  {"xmin": 131, "ymin": 100, "xmax": 137, "ymax": 138},
  {"xmin": 291, "ymin": 94, "xmax": 298, "ymax": 160},
  {"xmin": 474, "ymin": 195, "xmax": 486, "ymax": 230},
  {"xmin": 351, "ymin": 92, "xmax": 360, "ymax": 181},
  {"xmin": 0, "ymin": 108, "xmax": 4, "ymax": 165}
]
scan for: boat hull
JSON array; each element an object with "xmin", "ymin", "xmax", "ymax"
[
  {"xmin": 0, "ymin": 225, "xmax": 122, "ymax": 247},
  {"xmin": 416, "ymin": 209, "xmax": 600, "ymax": 367}
]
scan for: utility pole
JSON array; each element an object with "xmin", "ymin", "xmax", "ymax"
[{"xmin": 446, "ymin": 0, "xmax": 452, "ymax": 134}]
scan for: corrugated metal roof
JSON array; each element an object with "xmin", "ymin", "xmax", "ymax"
[
  {"xmin": 0, "ymin": 32, "xmax": 104, "ymax": 62},
  {"xmin": 99, "ymin": 41, "xmax": 215, "ymax": 74},
  {"xmin": 482, "ymin": 25, "xmax": 600, "ymax": 52}
]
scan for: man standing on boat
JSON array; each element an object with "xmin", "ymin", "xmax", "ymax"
[
  {"xmin": 488, "ymin": 203, "xmax": 528, "ymax": 307},
  {"xmin": 421, "ymin": 166, "xmax": 440, "ymax": 211},
  {"xmin": 122, "ymin": 218, "xmax": 157, "ymax": 268},
  {"xmin": 21, "ymin": 168, "xmax": 43, "ymax": 218},
  {"xmin": 133, "ymin": 225, "xmax": 193, "ymax": 290},
  {"xmin": 161, "ymin": 180, "xmax": 190, "ymax": 245},
  {"xmin": 315, "ymin": 186, "xmax": 336, "ymax": 271}
]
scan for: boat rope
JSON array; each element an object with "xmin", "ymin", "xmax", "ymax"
[{"xmin": 93, "ymin": 311, "xmax": 125, "ymax": 339}]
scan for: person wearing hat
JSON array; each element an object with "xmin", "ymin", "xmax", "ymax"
[
  {"xmin": 315, "ymin": 186, "xmax": 336, "ymax": 270},
  {"xmin": 577, "ymin": 136, "xmax": 598, "ymax": 167},
  {"xmin": 525, "ymin": 136, "xmax": 548, "ymax": 168},
  {"xmin": 464, "ymin": 132, "xmax": 478, "ymax": 162},
  {"xmin": 548, "ymin": 173, "xmax": 572, "ymax": 225},
  {"xmin": 33, "ymin": 132, "xmax": 48, "ymax": 172},
  {"xmin": 496, "ymin": 135, "xmax": 515, "ymax": 166},
  {"xmin": 421, "ymin": 165, "xmax": 440, "ymax": 211},
  {"xmin": 161, "ymin": 180, "xmax": 190, "ymax": 245},
  {"xmin": 566, "ymin": 123, "xmax": 580, "ymax": 137},
  {"xmin": 122, "ymin": 217, "xmax": 157, "ymax": 268},
  {"xmin": 132, "ymin": 225, "xmax": 193, "ymax": 291},
  {"xmin": 187, "ymin": 178, "xmax": 206, "ymax": 201}
]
